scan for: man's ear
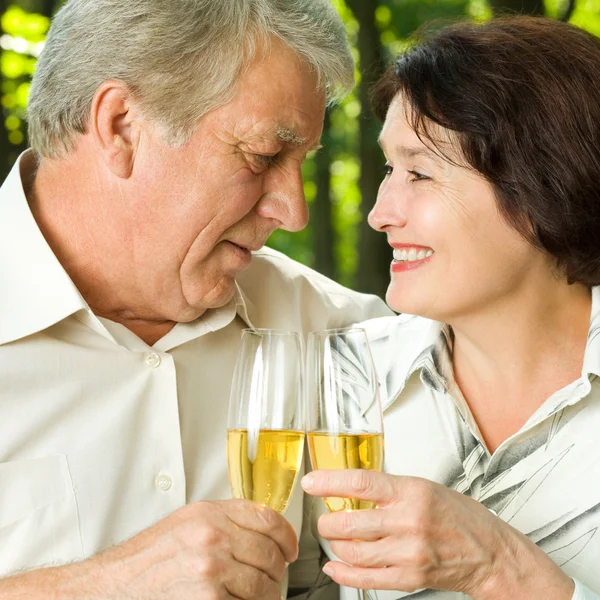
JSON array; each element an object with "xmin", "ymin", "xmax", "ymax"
[{"xmin": 89, "ymin": 80, "xmax": 141, "ymax": 179}]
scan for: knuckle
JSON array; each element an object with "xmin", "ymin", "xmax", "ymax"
[
  {"xmin": 230, "ymin": 498, "xmax": 255, "ymax": 512},
  {"xmin": 339, "ymin": 510, "xmax": 357, "ymax": 537},
  {"xmin": 330, "ymin": 541, "xmax": 360, "ymax": 566},
  {"xmin": 195, "ymin": 524, "xmax": 228, "ymax": 548},
  {"xmin": 408, "ymin": 512, "xmax": 431, "ymax": 536},
  {"xmin": 181, "ymin": 501, "xmax": 225, "ymax": 529},
  {"xmin": 407, "ymin": 540, "xmax": 436, "ymax": 574},
  {"xmin": 357, "ymin": 573, "xmax": 376, "ymax": 590},
  {"xmin": 259, "ymin": 539, "xmax": 286, "ymax": 580},
  {"xmin": 251, "ymin": 502, "xmax": 280, "ymax": 528},
  {"xmin": 350, "ymin": 469, "xmax": 373, "ymax": 495},
  {"xmin": 249, "ymin": 570, "xmax": 277, "ymax": 595},
  {"xmin": 171, "ymin": 502, "xmax": 199, "ymax": 527},
  {"xmin": 347, "ymin": 542, "xmax": 364, "ymax": 565},
  {"xmin": 192, "ymin": 556, "xmax": 223, "ymax": 579},
  {"xmin": 186, "ymin": 500, "xmax": 213, "ymax": 518}
]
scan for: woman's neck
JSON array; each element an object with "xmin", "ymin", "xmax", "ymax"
[{"xmin": 449, "ymin": 279, "xmax": 592, "ymax": 453}]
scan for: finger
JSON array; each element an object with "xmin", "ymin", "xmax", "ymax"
[
  {"xmin": 224, "ymin": 560, "xmax": 282, "ymax": 600},
  {"xmin": 318, "ymin": 507, "xmax": 387, "ymax": 541},
  {"xmin": 302, "ymin": 470, "xmax": 398, "ymax": 506},
  {"xmin": 216, "ymin": 499, "xmax": 299, "ymax": 563},
  {"xmin": 230, "ymin": 527, "xmax": 288, "ymax": 582},
  {"xmin": 323, "ymin": 561, "xmax": 423, "ymax": 593},
  {"xmin": 329, "ymin": 539, "xmax": 395, "ymax": 568}
]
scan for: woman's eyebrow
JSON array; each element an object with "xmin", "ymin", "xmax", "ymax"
[{"xmin": 378, "ymin": 137, "xmax": 444, "ymax": 165}]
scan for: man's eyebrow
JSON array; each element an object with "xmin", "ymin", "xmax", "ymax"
[
  {"xmin": 276, "ymin": 125, "xmax": 307, "ymax": 147},
  {"xmin": 273, "ymin": 125, "xmax": 322, "ymax": 152}
]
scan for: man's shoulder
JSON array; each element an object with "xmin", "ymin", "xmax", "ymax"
[
  {"xmin": 243, "ymin": 246, "xmax": 384, "ymax": 306},
  {"xmin": 236, "ymin": 247, "xmax": 392, "ymax": 330},
  {"xmin": 355, "ymin": 313, "xmax": 443, "ymax": 390},
  {"xmin": 358, "ymin": 312, "xmax": 435, "ymax": 343}
]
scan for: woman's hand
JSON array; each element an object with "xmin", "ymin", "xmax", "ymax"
[{"xmin": 301, "ymin": 470, "xmax": 574, "ymax": 600}]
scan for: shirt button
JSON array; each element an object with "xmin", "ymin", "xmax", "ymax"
[
  {"xmin": 155, "ymin": 474, "xmax": 172, "ymax": 491},
  {"xmin": 145, "ymin": 352, "xmax": 161, "ymax": 368}
]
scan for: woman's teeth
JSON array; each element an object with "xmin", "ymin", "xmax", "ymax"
[{"xmin": 393, "ymin": 248, "xmax": 433, "ymax": 262}]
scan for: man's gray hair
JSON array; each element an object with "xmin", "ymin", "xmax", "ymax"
[{"xmin": 27, "ymin": 0, "xmax": 354, "ymax": 158}]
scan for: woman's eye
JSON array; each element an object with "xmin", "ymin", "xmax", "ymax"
[
  {"xmin": 383, "ymin": 163, "xmax": 393, "ymax": 176},
  {"xmin": 408, "ymin": 169, "xmax": 430, "ymax": 182}
]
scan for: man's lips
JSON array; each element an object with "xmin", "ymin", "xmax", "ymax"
[{"xmin": 227, "ymin": 240, "xmax": 267, "ymax": 253}]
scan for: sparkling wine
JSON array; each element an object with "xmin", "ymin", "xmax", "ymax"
[
  {"xmin": 307, "ymin": 432, "xmax": 384, "ymax": 512},
  {"xmin": 227, "ymin": 429, "xmax": 305, "ymax": 514}
]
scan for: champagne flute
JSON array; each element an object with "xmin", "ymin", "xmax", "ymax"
[
  {"xmin": 227, "ymin": 329, "xmax": 305, "ymax": 515},
  {"xmin": 306, "ymin": 327, "xmax": 384, "ymax": 600}
]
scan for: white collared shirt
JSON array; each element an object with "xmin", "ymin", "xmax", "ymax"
[
  {"xmin": 319, "ymin": 293, "xmax": 600, "ymax": 599},
  {"xmin": 0, "ymin": 152, "xmax": 391, "ymax": 593}
]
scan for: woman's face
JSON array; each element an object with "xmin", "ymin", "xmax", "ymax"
[{"xmin": 369, "ymin": 95, "xmax": 554, "ymax": 323}]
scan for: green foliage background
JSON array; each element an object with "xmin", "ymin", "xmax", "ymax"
[{"xmin": 1, "ymin": 0, "xmax": 598, "ymax": 292}]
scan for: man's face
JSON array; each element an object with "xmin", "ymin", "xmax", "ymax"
[{"xmin": 122, "ymin": 39, "xmax": 325, "ymax": 323}]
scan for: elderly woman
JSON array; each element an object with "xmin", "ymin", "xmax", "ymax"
[{"xmin": 302, "ymin": 16, "xmax": 600, "ymax": 600}]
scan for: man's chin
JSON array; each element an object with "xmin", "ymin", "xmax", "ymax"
[{"xmin": 187, "ymin": 275, "xmax": 240, "ymax": 315}]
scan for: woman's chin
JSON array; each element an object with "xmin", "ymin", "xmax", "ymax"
[
  {"xmin": 386, "ymin": 286, "xmax": 444, "ymax": 322},
  {"xmin": 386, "ymin": 284, "xmax": 422, "ymax": 316}
]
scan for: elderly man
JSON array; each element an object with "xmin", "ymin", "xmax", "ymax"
[{"xmin": 0, "ymin": 1, "xmax": 389, "ymax": 598}]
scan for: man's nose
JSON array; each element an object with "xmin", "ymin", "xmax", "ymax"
[{"xmin": 258, "ymin": 163, "xmax": 309, "ymax": 232}]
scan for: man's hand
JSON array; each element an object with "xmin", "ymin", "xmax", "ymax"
[
  {"xmin": 3, "ymin": 499, "xmax": 297, "ymax": 600},
  {"xmin": 301, "ymin": 470, "xmax": 574, "ymax": 600}
]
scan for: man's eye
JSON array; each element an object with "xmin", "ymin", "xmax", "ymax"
[{"xmin": 408, "ymin": 169, "xmax": 430, "ymax": 182}]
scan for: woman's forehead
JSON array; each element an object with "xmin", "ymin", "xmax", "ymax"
[{"xmin": 381, "ymin": 97, "xmax": 464, "ymax": 166}]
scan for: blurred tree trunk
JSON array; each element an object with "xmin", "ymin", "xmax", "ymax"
[
  {"xmin": 489, "ymin": 0, "xmax": 545, "ymax": 15},
  {"xmin": 347, "ymin": 0, "xmax": 390, "ymax": 300},
  {"xmin": 561, "ymin": 0, "xmax": 576, "ymax": 20},
  {"xmin": 40, "ymin": 0, "xmax": 56, "ymax": 17},
  {"xmin": 312, "ymin": 109, "xmax": 336, "ymax": 280}
]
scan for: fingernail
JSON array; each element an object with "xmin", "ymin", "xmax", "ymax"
[
  {"xmin": 322, "ymin": 562, "xmax": 334, "ymax": 576},
  {"xmin": 301, "ymin": 473, "xmax": 314, "ymax": 490}
]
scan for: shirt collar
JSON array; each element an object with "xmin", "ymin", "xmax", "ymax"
[
  {"xmin": 234, "ymin": 281, "xmax": 255, "ymax": 329},
  {"xmin": 151, "ymin": 284, "xmax": 254, "ymax": 352},
  {"xmin": 0, "ymin": 151, "xmax": 88, "ymax": 346}
]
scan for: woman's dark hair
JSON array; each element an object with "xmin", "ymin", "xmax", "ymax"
[{"xmin": 372, "ymin": 17, "xmax": 600, "ymax": 286}]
